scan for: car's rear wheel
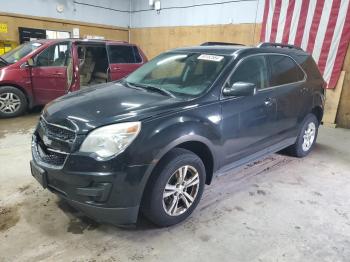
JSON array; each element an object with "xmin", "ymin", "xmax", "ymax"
[
  {"xmin": 142, "ymin": 148, "xmax": 205, "ymax": 227},
  {"xmin": 0, "ymin": 86, "xmax": 28, "ymax": 118},
  {"xmin": 287, "ymin": 114, "xmax": 319, "ymax": 157}
]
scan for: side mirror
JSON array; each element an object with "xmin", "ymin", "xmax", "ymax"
[
  {"xmin": 27, "ymin": 58, "xmax": 34, "ymax": 66},
  {"xmin": 20, "ymin": 58, "xmax": 34, "ymax": 69},
  {"xmin": 223, "ymin": 81, "xmax": 256, "ymax": 97}
]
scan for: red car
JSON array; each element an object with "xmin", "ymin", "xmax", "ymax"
[{"xmin": 0, "ymin": 39, "xmax": 147, "ymax": 117}]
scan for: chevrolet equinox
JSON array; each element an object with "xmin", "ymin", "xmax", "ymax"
[{"xmin": 31, "ymin": 42, "xmax": 325, "ymax": 227}]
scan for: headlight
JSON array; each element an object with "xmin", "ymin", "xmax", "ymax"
[{"xmin": 80, "ymin": 122, "xmax": 141, "ymax": 159}]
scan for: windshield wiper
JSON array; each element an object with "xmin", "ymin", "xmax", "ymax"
[
  {"xmin": 0, "ymin": 57, "xmax": 8, "ymax": 65},
  {"xmin": 126, "ymin": 81, "xmax": 175, "ymax": 98}
]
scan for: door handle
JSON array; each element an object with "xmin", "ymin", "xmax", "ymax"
[
  {"xmin": 300, "ymin": 87, "xmax": 308, "ymax": 94},
  {"xmin": 51, "ymin": 72, "xmax": 63, "ymax": 76},
  {"xmin": 113, "ymin": 67, "xmax": 121, "ymax": 71},
  {"xmin": 264, "ymin": 98, "xmax": 274, "ymax": 106}
]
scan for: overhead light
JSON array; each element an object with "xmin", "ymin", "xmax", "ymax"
[{"xmin": 149, "ymin": 0, "xmax": 155, "ymax": 6}]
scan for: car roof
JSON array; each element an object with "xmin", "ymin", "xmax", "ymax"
[
  {"xmin": 172, "ymin": 45, "xmax": 250, "ymax": 56},
  {"xmin": 171, "ymin": 43, "xmax": 308, "ymax": 57},
  {"xmin": 32, "ymin": 38, "xmax": 134, "ymax": 46}
]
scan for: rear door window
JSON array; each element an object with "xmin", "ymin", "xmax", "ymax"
[
  {"xmin": 268, "ymin": 55, "xmax": 305, "ymax": 86},
  {"xmin": 108, "ymin": 45, "xmax": 142, "ymax": 64}
]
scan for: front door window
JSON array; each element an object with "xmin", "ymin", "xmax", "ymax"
[
  {"xmin": 229, "ymin": 55, "xmax": 268, "ymax": 90},
  {"xmin": 35, "ymin": 42, "xmax": 70, "ymax": 67}
]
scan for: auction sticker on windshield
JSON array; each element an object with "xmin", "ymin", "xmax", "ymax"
[{"xmin": 198, "ymin": 54, "xmax": 224, "ymax": 62}]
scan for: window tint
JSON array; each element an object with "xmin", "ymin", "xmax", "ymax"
[
  {"xmin": 35, "ymin": 42, "xmax": 70, "ymax": 67},
  {"xmin": 229, "ymin": 56, "xmax": 268, "ymax": 89},
  {"xmin": 108, "ymin": 45, "xmax": 141, "ymax": 63},
  {"xmin": 268, "ymin": 55, "xmax": 305, "ymax": 86}
]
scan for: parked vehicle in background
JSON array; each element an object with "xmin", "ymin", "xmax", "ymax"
[
  {"xmin": 0, "ymin": 39, "xmax": 147, "ymax": 118},
  {"xmin": 30, "ymin": 42, "xmax": 325, "ymax": 227}
]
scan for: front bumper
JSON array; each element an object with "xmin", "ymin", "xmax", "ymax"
[
  {"xmin": 30, "ymin": 158, "xmax": 150, "ymax": 226},
  {"xmin": 62, "ymin": 196, "xmax": 139, "ymax": 226},
  {"xmin": 30, "ymin": 117, "xmax": 152, "ymax": 226}
]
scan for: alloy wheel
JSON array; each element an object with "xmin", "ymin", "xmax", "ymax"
[
  {"xmin": 0, "ymin": 92, "xmax": 21, "ymax": 114},
  {"xmin": 302, "ymin": 122, "xmax": 316, "ymax": 151},
  {"xmin": 162, "ymin": 165, "xmax": 200, "ymax": 216}
]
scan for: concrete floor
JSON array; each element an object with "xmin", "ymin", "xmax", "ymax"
[{"xmin": 0, "ymin": 112, "xmax": 350, "ymax": 262}]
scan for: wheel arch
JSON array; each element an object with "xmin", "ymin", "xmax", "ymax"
[
  {"xmin": 312, "ymin": 91, "xmax": 324, "ymax": 125},
  {"xmin": 147, "ymin": 135, "xmax": 217, "ymax": 185},
  {"xmin": 311, "ymin": 105, "xmax": 323, "ymax": 125},
  {"xmin": 175, "ymin": 141, "xmax": 214, "ymax": 185},
  {"xmin": 0, "ymin": 83, "xmax": 33, "ymax": 108},
  {"xmin": 139, "ymin": 135, "xmax": 217, "ymax": 213}
]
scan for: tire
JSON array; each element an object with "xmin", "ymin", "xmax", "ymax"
[
  {"xmin": 287, "ymin": 114, "xmax": 319, "ymax": 157},
  {"xmin": 0, "ymin": 86, "xmax": 28, "ymax": 118},
  {"xmin": 142, "ymin": 148, "xmax": 206, "ymax": 227}
]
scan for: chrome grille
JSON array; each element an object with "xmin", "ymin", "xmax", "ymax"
[
  {"xmin": 32, "ymin": 117, "xmax": 76, "ymax": 168},
  {"xmin": 39, "ymin": 117, "xmax": 75, "ymax": 142},
  {"xmin": 33, "ymin": 136, "xmax": 68, "ymax": 167}
]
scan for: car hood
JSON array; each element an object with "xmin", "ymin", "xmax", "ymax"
[{"xmin": 43, "ymin": 82, "xmax": 186, "ymax": 134}]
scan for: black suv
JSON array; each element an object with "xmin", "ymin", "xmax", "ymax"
[{"xmin": 30, "ymin": 42, "xmax": 325, "ymax": 227}]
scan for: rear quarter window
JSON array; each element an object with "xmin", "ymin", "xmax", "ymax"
[
  {"xmin": 294, "ymin": 54, "xmax": 323, "ymax": 80},
  {"xmin": 132, "ymin": 46, "xmax": 142, "ymax": 63},
  {"xmin": 108, "ymin": 45, "xmax": 142, "ymax": 64},
  {"xmin": 268, "ymin": 55, "xmax": 305, "ymax": 86}
]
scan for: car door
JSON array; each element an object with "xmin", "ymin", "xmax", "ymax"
[
  {"xmin": 107, "ymin": 45, "xmax": 144, "ymax": 80},
  {"xmin": 220, "ymin": 55, "xmax": 278, "ymax": 166},
  {"xmin": 266, "ymin": 54, "xmax": 308, "ymax": 141},
  {"xmin": 31, "ymin": 41, "xmax": 72, "ymax": 104}
]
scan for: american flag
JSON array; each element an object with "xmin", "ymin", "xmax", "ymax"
[{"xmin": 260, "ymin": 0, "xmax": 350, "ymax": 89}]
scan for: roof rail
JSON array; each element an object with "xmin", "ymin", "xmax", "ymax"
[
  {"xmin": 201, "ymin": 42, "xmax": 245, "ymax": 46},
  {"xmin": 258, "ymin": 42, "xmax": 303, "ymax": 51}
]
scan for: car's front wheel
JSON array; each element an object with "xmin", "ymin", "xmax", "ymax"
[
  {"xmin": 142, "ymin": 148, "xmax": 206, "ymax": 227},
  {"xmin": 288, "ymin": 113, "xmax": 319, "ymax": 157},
  {"xmin": 0, "ymin": 86, "xmax": 28, "ymax": 118}
]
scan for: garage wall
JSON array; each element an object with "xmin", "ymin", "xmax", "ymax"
[
  {"xmin": 131, "ymin": 0, "xmax": 264, "ymax": 28},
  {"xmin": 0, "ymin": 13, "xmax": 129, "ymax": 43},
  {"xmin": 130, "ymin": 23, "xmax": 261, "ymax": 58},
  {"xmin": 0, "ymin": 0, "xmax": 130, "ymax": 28},
  {"xmin": 130, "ymin": 0, "xmax": 264, "ymax": 58},
  {"xmin": 337, "ymin": 45, "xmax": 350, "ymax": 128}
]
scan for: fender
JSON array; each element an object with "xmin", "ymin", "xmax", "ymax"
[
  {"xmin": 151, "ymin": 134, "xmax": 217, "ymax": 170},
  {"xmin": 312, "ymin": 90, "xmax": 325, "ymax": 110},
  {"xmin": 136, "ymin": 133, "xmax": 217, "ymax": 209},
  {"xmin": 132, "ymin": 112, "xmax": 222, "ymax": 204},
  {"xmin": 0, "ymin": 82, "xmax": 34, "ymax": 108}
]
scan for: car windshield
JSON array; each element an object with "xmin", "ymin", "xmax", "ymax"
[
  {"xmin": 125, "ymin": 52, "xmax": 230, "ymax": 98},
  {"xmin": 1, "ymin": 42, "xmax": 42, "ymax": 64}
]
